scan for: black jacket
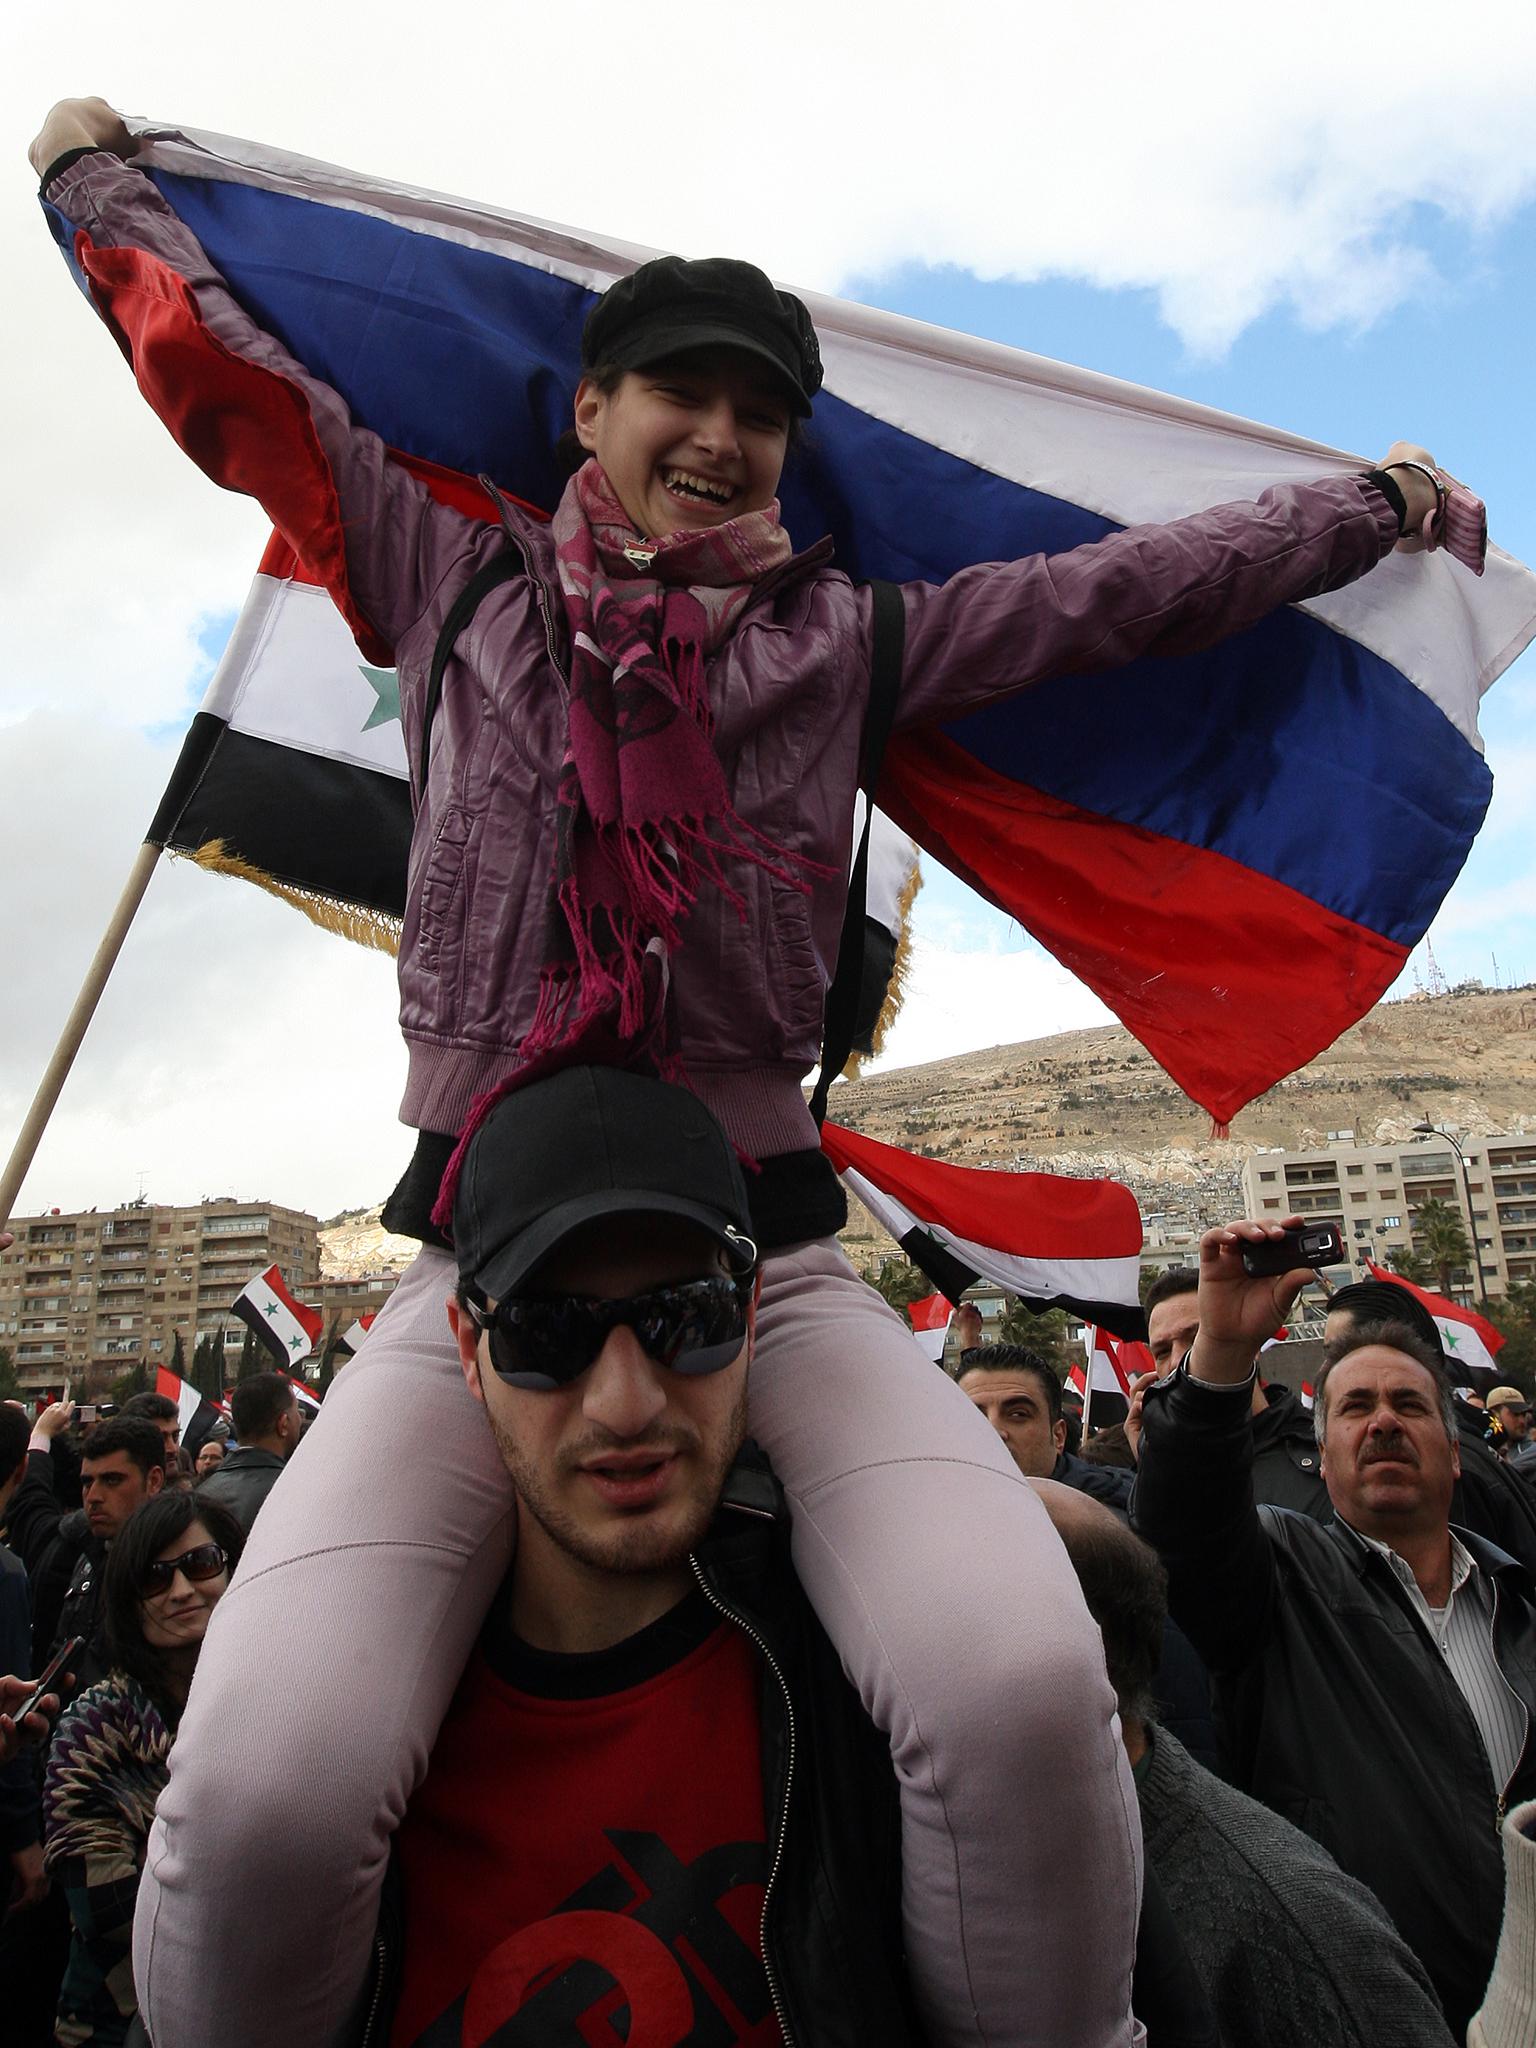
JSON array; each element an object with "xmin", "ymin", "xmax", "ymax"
[
  {"xmin": 1451, "ymin": 1410, "xmax": 1536, "ymax": 1577},
  {"xmin": 194, "ymin": 1445, "xmax": 288, "ymax": 1535},
  {"xmin": 1052, "ymin": 1448, "xmax": 1134, "ymax": 1511},
  {"xmin": 1133, "ymin": 1366, "xmax": 1536, "ymax": 2038},
  {"xmin": 358, "ymin": 1448, "xmax": 925, "ymax": 2048},
  {"xmin": 1250, "ymin": 1383, "xmax": 1329, "ymax": 1517}
]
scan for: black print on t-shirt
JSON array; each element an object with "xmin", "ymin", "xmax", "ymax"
[{"xmin": 410, "ymin": 1827, "xmax": 776, "ymax": 2046}]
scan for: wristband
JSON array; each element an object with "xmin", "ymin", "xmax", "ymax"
[{"xmin": 1363, "ymin": 468, "xmax": 1408, "ymax": 534}]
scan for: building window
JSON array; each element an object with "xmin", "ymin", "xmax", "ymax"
[
  {"xmin": 1259, "ymin": 1171, "xmax": 1277, "ymax": 1183},
  {"xmin": 1346, "ymin": 1164, "xmax": 1364, "ymax": 1177}
]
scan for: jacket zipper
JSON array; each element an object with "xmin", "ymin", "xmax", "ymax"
[
  {"xmin": 689, "ymin": 1553, "xmax": 797, "ymax": 2048},
  {"xmin": 479, "ymin": 478, "xmax": 569, "ymax": 687},
  {"xmin": 357, "ymin": 1935, "xmax": 388, "ymax": 2048}
]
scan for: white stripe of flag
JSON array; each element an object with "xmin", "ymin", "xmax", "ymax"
[{"xmin": 232, "ymin": 1264, "xmax": 323, "ymax": 1367}]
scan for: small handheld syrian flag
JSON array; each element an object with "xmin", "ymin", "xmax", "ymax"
[
  {"xmin": 232, "ymin": 1265, "xmax": 323, "ymax": 1368},
  {"xmin": 1363, "ymin": 1260, "xmax": 1506, "ymax": 1382},
  {"xmin": 154, "ymin": 1365, "xmax": 225, "ymax": 1457},
  {"xmin": 279, "ymin": 1370, "xmax": 324, "ymax": 1419},
  {"xmin": 1068, "ymin": 1324, "xmax": 1155, "ymax": 1431},
  {"xmin": 341, "ymin": 1312, "xmax": 377, "ymax": 1355},
  {"xmin": 905, "ymin": 1292, "xmax": 954, "ymax": 1365},
  {"xmin": 822, "ymin": 1122, "xmax": 1145, "ymax": 1339}
]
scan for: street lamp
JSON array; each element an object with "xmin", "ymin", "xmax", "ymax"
[{"xmin": 1412, "ymin": 1122, "xmax": 1493, "ymax": 1305}]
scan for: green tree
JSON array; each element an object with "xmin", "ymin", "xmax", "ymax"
[
  {"xmin": 236, "ymin": 1328, "xmax": 266, "ymax": 1380},
  {"xmin": 1483, "ymin": 1279, "xmax": 1536, "ymax": 1396},
  {"xmin": 1410, "ymin": 1197, "xmax": 1473, "ymax": 1298},
  {"xmin": 317, "ymin": 1348, "xmax": 337, "ymax": 1398},
  {"xmin": 108, "ymin": 1358, "xmax": 150, "ymax": 1403},
  {"xmin": 859, "ymin": 1256, "xmax": 928, "ymax": 1314},
  {"xmin": 1384, "ymin": 1244, "xmax": 1435, "ymax": 1288},
  {"xmin": 0, "ymin": 1344, "xmax": 20, "ymax": 1403},
  {"xmin": 997, "ymin": 1301, "xmax": 1073, "ymax": 1374},
  {"xmin": 169, "ymin": 1330, "xmax": 186, "ymax": 1380},
  {"xmin": 190, "ymin": 1331, "xmax": 223, "ymax": 1400}
]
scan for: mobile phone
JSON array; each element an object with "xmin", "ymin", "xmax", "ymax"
[
  {"xmin": 10, "ymin": 1636, "xmax": 83, "ymax": 1728},
  {"xmin": 1242, "ymin": 1224, "xmax": 1345, "ymax": 1278}
]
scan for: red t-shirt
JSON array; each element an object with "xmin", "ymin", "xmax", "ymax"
[{"xmin": 389, "ymin": 1589, "xmax": 783, "ymax": 2047}]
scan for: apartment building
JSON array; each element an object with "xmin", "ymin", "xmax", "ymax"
[
  {"xmin": 1240, "ymin": 1132, "xmax": 1536, "ymax": 1300},
  {"xmin": 312, "ymin": 1271, "xmax": 403, "ymax": 1348},
  {"xmin": 0, "ymin": 1198, "xmax": 320, "ymax": 1399}
]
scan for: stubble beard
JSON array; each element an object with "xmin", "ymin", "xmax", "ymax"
[{"xmin": 488, "ymin": 1376, "xmax": 749, "ymax": 1578}]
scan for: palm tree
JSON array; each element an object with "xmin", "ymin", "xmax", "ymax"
[{"xmin": 1410, "ymin": 1197, "xmax": 1472, "ymax": 1299}]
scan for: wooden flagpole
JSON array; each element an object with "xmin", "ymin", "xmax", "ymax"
[{"xmin": 0, "ymin": 841, "xmax": 164, "ymax": 1223}]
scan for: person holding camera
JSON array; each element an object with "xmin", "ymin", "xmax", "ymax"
[{"xmin": 1131, "ymin": 1214, "xmax": 1536, "ymax": 2037}]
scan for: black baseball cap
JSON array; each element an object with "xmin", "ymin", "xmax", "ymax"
[
  {"xmin": 581, "ymin": 255, "xmax": 823, "ymax": 418},
  {"xmin": 453, "ymin": 1067, "xmax": 757, "ymax": 1302}
]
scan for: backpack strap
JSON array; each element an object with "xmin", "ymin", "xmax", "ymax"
[
  {"xmin": 808, "ymin": 579, "xmax": 906, "ymax": 1128},
  {"xmin": 417, "ymin": 550, "xmax": 522, "ymax": 794}
]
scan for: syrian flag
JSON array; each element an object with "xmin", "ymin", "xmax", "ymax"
[
  {"xmin": 232, "ymin": 1265, "xmax": 324, "ymax": 1368},
  {"xmin": 1300, "ymin": 1381, "xmax": 1316, "ymax": 1411},
  {"xmin": 1363, "ymin": 1261, "xmax": 1506, "ymax": 1381},
  {"xmin": 340, "ymin": 1312, "xmax": 377, "ymax": 1354},
  {"xmin": 280, "ymin": 1370, "xmax": 324, "ymax": 1419},
  {"xmin": 1068, "ymin": 1325, "xmax": 1156, "ymax": 1430},
  {"xmin": 822, "ymin": 1122, "xmax": 1145, "ymax": 1339},
  {"xmin": 43, "ymin": 120, "xmax": 1535, "ymax": 1125},
  {"xmin": 905, "ymin": 1291, "xmax": 954, "ymax": 1365},
  {"xmin": 154, "ymin": 1365, "xmax": 225, "ymax": 1457}
]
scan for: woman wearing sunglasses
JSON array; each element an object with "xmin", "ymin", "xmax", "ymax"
[{"xmin": 42, "ymin": 1494, "xmax": 245, "ymax": 2048}]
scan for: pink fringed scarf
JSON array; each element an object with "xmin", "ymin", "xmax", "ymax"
[{"xmin": 430, "ymin": 459, "xmax": 829, "ymax": 1232}]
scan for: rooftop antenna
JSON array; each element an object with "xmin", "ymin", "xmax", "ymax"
[{"xmin": 1422, "ymin": 941, "xmax": 1448, "ymax": 999}]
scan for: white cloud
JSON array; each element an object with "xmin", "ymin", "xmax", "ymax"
[
  {"xmin": 0, "ymin": 716, "xmax": 408, "ymax": 1218},
  {"xmin": 868, "ymin": 928, "xmax": 1114, "ymax": 1075}
]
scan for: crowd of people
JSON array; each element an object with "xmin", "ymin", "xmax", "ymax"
[{"xmin": 5, "ymin": 87, "xmax": 1532, "ymax": 2048}]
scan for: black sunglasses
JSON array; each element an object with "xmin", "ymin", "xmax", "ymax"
[
  {"xmin": 468, "ymin": 1272, "xmax": 754, "ymax": 1391},
  {"xmin": 139, "ymin": 1541, "xmax": 228, "ymax": 1599}
]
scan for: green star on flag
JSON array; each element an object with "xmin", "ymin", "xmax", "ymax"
[{"xmin": 359, "ymin": 664, "xmax": 401, "ymax": 732}]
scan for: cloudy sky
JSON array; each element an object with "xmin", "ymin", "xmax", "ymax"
[{"xmin": 4, "ymin": 1, "xmax": 1535, "ymax": 1220}]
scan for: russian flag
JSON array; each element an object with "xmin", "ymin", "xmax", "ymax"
[
  {"xmin": 43, "ymin": 120, "xmax": 1536, "ymax": 1125},
  {"xmin": 821, "ymin": 1120, "xmax": 1145, "ymax": 1337}
]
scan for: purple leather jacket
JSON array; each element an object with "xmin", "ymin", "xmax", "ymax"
[{"xmin": 49, "ymin": 152, "xmax": 1399, "ymax": 1163}]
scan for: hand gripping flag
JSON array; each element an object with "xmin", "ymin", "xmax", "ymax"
[
  {"xmin": 232, "ymin": 1264, "xmax": 323, "ymax": 1367},
  {"xmin": 1363, "ymin": 1260, "xmax": 1506, "ymax": 1381},
  {"xmin": 43, "ymin": 121, "xmax": 1536, "ymax": 1123},
  {"xmin": 821, "ymin": 1121, "xmax": 1146, "ymax": 1338}
]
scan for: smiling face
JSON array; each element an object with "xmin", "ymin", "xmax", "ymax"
[
  {"xmin": 573, "ymin": 352, "xmax": 792, "ymax": 540},
  {"xmin": 1317, "ymin": 1345, "xmax": 1460, "ymax": 1535},
  {"xmin": 139, "ymin": 1518, "xmax": 230, "ymax": 1653},
  {"xmin": 453, "ymin": 1216, "xmax": 750, "ymax": 1592}
]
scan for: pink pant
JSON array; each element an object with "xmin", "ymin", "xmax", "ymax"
[{"xmin": 134, "ymin": 1239, "xmax": 1141, "ymax": 2044}]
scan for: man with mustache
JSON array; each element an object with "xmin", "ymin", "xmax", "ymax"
[{"xmin": 1132, "ymin": 1215, "xmax": 1536, "ymax": 2038}]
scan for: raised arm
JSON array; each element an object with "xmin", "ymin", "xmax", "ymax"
[
  {"xmin": 30, "ymin": 98, "xmax": 483, "ymax": 664},
  {"xmin": 890, "ymin": 459, "xmax": 1438, "ymax": 730},
  {"xmin": 1131, "ymin": 1215, "xmax": 1314, "ymax": 1675}
]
